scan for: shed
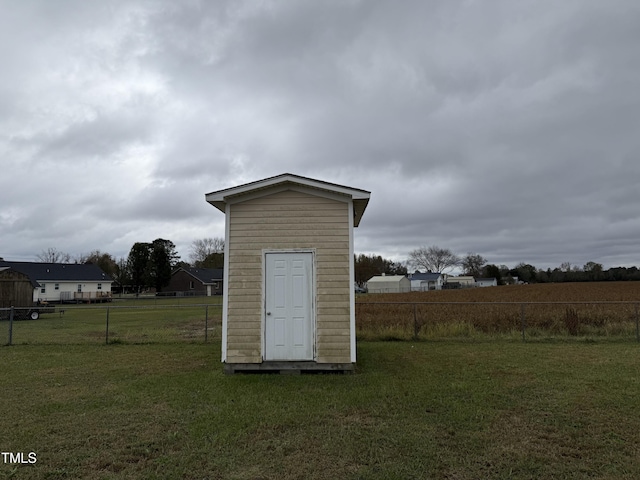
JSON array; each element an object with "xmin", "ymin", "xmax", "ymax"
[
  {"xmin": 444, "ymin": 275, "xmax": 476, "ymax": 289},
  {"xmin": 366, "ymin": 275, "xmax": 411, "ymax": 294},
  {"xmin": 205, "ymin": 173, "xmax": 370, "ymax": 373},
  {"xmin": 165, "ymin": 267, "xmax": 223, "ymax": 296},
  {"xmin": 476, "ymin": 277, "xmax": 498, "ymax": 287},
  {"xmin": 0, "ymin": 267, "xmax": 38, "ymax": 309}
]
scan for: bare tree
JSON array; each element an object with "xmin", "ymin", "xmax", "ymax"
[
  {"xmin": 461, "ymin": 253, "xmax": 487, "ymax": 277},
  {"xmin": 83, "ymin": 250, "xmax": 119, "ymax": 278},
  {"xmin": 560, "ymin": 262, "xmax": 572, "ymax": 272},
  {"xmin": 408, "ymin": 245, "xmax": 460, "ymax": 273},
  {"xmin": 37, "ymin": 247, "xmax": 71, "ymax": 263},
  {"xmin": 189, "ymin": 237, "xmax": 225, "ymax": 265}
]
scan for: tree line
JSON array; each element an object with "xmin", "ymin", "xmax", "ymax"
[
  {"xmin": 35, "ymin": 241, "xmax": 640, "ymax": 292},
  {"xmin": 35, "ymin": 237, "xmax": 225, "ymax": 293},
  {"xmin": 355, "ymin": 245, "xmax": 640, "ymax": 285},
  {"xmin": 407, "ymin": 245, "xmax": 640, "ymax": 284}
]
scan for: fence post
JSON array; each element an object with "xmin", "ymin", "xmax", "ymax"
[
  {"xmin": 105, "ymin": 306, "xmax": 110, "ymax": 345},
  {"xmin": 635, "ymin": 304, "xmax": 639, "ymax": 343},
  {"xmin": 8, "ymin": 306, "xmax": 14, "ymax": 346},
  {"xmin": 413, "ymin": 304, "xmax": 419, "ymax": 340},
  {"xmin": 205, "ymin": 305, "xmax": 209, "ymax": 343},
  {"xmin": 520, "ymin": 303, "xmax": 526, "ymax": 342}
]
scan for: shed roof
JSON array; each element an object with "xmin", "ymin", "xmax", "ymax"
[
  {"xmin": 446, "ymin": 276, "xmax": 476, "ymax": 283},
  {"xmin": 205, "ymin": 173, "xmax": 370, "ymax": 227},
  {"xmin": 0, "ymin": 267, "xmax": 40, "ymax": 288},
  {"xmin": 367, "ymin": 275, "xmax": 409, "ymax": 283},
  {"xmin": 0, "ymin": 261, "xmax": 113, "ymax": 283}
]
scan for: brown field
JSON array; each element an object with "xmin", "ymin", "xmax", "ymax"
[{"xmin": 355, "ymin": 282, "xmax": 640, "ymax": 340}]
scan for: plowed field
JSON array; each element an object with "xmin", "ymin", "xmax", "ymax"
[{"xmin": 356, "ymin": 282, "xmax": 640, "ymax": 340}]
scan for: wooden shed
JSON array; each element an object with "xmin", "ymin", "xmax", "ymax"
[
  {"xmin": 205, "ymin": 173, "xmax": 370, "ymax": 373},
  {"xmin": 0, "ymin": 267, "xmax": 36, "ymax": 309}
]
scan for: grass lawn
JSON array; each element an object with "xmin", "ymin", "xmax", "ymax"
[
  {"xmin": 1, "ymin": 341, "xmax": 639, "ymax": 479},
  {"xmin": 1, "ymin": 298, "xmax": 223, "ymax": 346}
]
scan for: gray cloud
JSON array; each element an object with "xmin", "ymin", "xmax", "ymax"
[{"xmin": 1, "ymin": 0, "xmax": 639, "ymax": 271}]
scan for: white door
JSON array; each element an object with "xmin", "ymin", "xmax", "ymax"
[{"xmin": 265, "ymin": 252, "xmax": 314, "ymax": 361}]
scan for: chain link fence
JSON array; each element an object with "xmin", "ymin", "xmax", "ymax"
[
  {"xmin": 3, "ymin": 301, "xmax": 640, "ymax": 346},
  {"xmin": 1, "ymin": 303, "xmax": 222, "ymax": 345},
  {"xmin": 356, "ymin": 301, "xmax": 640, "ymax": 341}
]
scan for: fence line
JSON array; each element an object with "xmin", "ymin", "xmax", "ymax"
[
  {"xmin": 2, "ymin": 301, "xmax": 640, "ymax": 345},
  {"xmin": 355, "ymin": 301, "xmax": 640, "ymax": 342},
  {"xmin": 1, "ymin": 304, "xmax": 223, "ymax": 346}
]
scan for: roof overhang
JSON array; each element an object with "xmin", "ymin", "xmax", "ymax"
[{"xmin": 205, "ymin": 173, "xmax": 370, "ymax": 227}]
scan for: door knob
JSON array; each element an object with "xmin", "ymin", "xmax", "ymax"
[{"xmin": 266, "ymin": 312, "xmax": 271, "ymax": 316}]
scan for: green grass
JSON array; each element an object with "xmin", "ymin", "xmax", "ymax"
[
  {"xmin": 1, "ymin": 298, "xmax": 223, "ymax": 345},
  {"xmin": 1, "ymin": 341, "xmax": 640, "ymax": 479}
]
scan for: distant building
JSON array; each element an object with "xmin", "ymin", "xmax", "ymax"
[
  {"xmin": 407, "ymin": 271, "xmax": 444, "ymax": 291},
  {"xmin": 366, "ymin": 274, "xmax": 411, "ymax": 294},
  {"xmin": 444, "ymin": 275, "xmax": 476, "ymax": 289},
  {"xmin": 165, "ymin": 267, "xmax": 223, "ymax": 296},
  {"xmin": 476, "ymin": 278, "xmax": 498, "ymax": 287},
  {"xmin": 0, "ymin": 260, "xmax": 112, "ymax": 303}
]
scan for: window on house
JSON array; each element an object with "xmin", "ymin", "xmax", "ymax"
[
  {"xmin": 54, "ymin": 284, "xmax": 59, "ymax": 290},
  {"xmin": 77, "ymin": 284, "xmax": 82, "ymax": 293},
  {"xmin": 189, "ymin": 281, "xmax": 195, "ymax": 289},
  {"xmin": 40, "ymin": 284, "xmax": 46, "ymax": 294},
  {"xmin": 97, "ymin": 283, "xmax": 102, "ymax": 290}
]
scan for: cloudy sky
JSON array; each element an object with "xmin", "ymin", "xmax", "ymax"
[{"xmin": 2, "ymin": 0, "xmax": 639, "ymax": 271}]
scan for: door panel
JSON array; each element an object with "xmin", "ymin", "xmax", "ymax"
[{"xmin": 265, "ymin": 253, "xmax": 313, "ymax": 361}]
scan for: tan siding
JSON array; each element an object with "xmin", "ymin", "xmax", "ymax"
[
  {"xmin": 227, "ymin": 322, "xmax": 261, "ymax": 331},
  {"xmin": 226, "ymin": 188, "xmax": 352, "ymax": 364},
  {"xmin": 317, "ymin": 307, "xmax": 350, "ymax": 315},
  {"xmin": 226, "ymin": 297, "xmax": 261, "ymax": 307},
  {"xmin": 316, "ymin": 329, "xmax": 350, "ymax": 337},
  {"xmin": 227, "ymin": 352, "xmax": 261, "ymax": 363},
  {"xmin": 316, "ymin": 317, "xmax": 351, "ymax": 329},
  {"xmin": 227, "ymin": 334, "xmax": 261, "ymax": 343}
]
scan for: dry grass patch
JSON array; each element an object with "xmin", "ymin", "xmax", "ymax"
[{"xmin": 357, "ymin": 282, "xmax": 640, "ymax": 340}]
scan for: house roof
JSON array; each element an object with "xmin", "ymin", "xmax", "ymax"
[
  {"xmin": 0, "ymin": 261, "xmax": 113, "ymax": 283},
  {"xmin": 173, "ymin": 267, "xmax": 223, "ymax": 284},
  {"xmin": 0, "ymin": 266, "xmax": 41, "ymax": 288},
  {"xmin": 409, "ymin": 272, "xmax": 443, "ymax": 281},
  {"xmin": 205, "ymin": 173, "xmax": 371, "ymax": 227}
]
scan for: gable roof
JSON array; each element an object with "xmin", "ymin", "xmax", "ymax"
[
  {"xmin": 0, "ymin": 266, "xmax": 41, "ymax": 288},
  {"xmin": 173, "ymin": 267, "xmax": 223, "ymax": 284},
  {"xmin": 367, "ymin": 275, "xmax": 409, "ymax": 283},
  {"xmin": 0, "ymin": 261, "xmax": 113, "ymax": 283},
  {"xmin": 409, "ymin": 272, "xmax": 443, "ymax": 281},
  {"xmin": 446, "ymin": 276, "xmax": 476, "ymax": 283},
  {"xmin": 205, "ymin": 173, "xmax": 371, "ymax": 227}
]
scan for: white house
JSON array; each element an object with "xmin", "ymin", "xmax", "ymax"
[
  {"xmin": 366, "ymin": 274, "xmax": 411, "ymax": 294},
  {"xmin": 0, "ymin": 261, "xmax": 113, "ymax": 303},
  {"xmin": 407, "ymin": 272, "xmax": 444, "ymax": 291},
  {"xmin": 476, "ymin": 277, "xmax": 498, "ymax": 287}
]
